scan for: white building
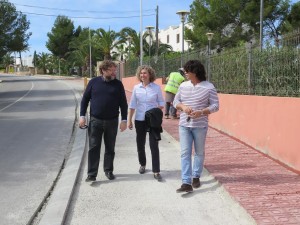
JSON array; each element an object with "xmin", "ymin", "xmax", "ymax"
[
  {"xmin": 114, "ymin": 22, "xmax": 194, "ymax": 61},
  {"xmin": 158, "ymin": 23, "xmax": 193, "ymax": 52},
  {"xmin": 14, "ymin": 55, "xmax": 34, "ymax": 67}
]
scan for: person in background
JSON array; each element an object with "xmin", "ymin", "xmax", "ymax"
[
  {"xmin": 79, "ymin": 60, "xmax": 128, "ymax": 182},
  {"xmin": 173, "ymin": 60, "xmax": 219, "ymax": 193},
  {"xmin": 128, "ymin": 65, "xmax": 165, "ymax": 181},
  {"xmin": 164, "ymin": 68, "xmax": 185, "ymax": 119}
]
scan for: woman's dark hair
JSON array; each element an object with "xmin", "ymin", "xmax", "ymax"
[{"xmin": 183, "ymin": 60, "xmax": 206, "ymax": 81}]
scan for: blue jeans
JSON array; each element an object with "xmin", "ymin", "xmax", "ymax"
[{"xmin": 179, "ymin": 126, "xmax": 208, "ymax": 185}]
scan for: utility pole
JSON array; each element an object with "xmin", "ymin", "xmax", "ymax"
[
  {"xmin": 89, "ymin": 28, "xmax": 92, "ymax": 78},
  {"xmin": 259, "ymin": 0, "xmax": 264, "ymax": 51},
  {"xmin": 140, "ymin": 0, "xmax": 143, "ymax": 65},
  {"xmin": 155, "ymin": 5, "xmax": 159, "ymax": 61}
]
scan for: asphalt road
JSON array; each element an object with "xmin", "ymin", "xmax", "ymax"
[{"xmin": 0, "ymin": 74, "xmax": 79, "ymax": 225}]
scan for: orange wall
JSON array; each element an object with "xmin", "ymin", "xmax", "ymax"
[
  {"xmin": 209, "ymin": 94, "xmax": 300, "ymax": 172},
  {"xmin": 122, "ymin": 77, "xmax": 300, "ymax": 172}
]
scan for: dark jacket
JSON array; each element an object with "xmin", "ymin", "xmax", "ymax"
[
  {"xmin": 145, "ymin": 108, "xmax": 163, "ymax": 141},
  {"xmin": 80, "ymin": 76, "xmax": 128, "ymax": 120}
]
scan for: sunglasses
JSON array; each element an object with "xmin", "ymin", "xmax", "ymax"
[{"xmin": 186, "ymin": 116, "xmax": 191, "ymax": 122}]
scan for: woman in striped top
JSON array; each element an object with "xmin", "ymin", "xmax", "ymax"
[{"xmin": 173, "ymin": 60, "xmax": 219, "ymax": 193}]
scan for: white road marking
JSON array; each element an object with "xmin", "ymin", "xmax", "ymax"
[{"xmin": 0, "ymin": 82, "xmax": 34, "ymax": 112}]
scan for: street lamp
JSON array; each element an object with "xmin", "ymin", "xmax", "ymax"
[
  {"xmin": 126, "ymin": 36, "xmax": 132, "ymax": 60},
  {"xmin": 145, "ymin": 25, "xmax": 154, "ymax": 65},
  {"xmin": 206, "ymin": 32, "xmax": 214, "ymax": 81},
  {"xmin": 176, "ymin": 10, "xmax": 190, "ymax": 67}
]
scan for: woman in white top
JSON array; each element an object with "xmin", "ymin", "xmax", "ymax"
[
  {"xmin": 173, "ymin": 60, "xmax": 219, "ymax": 193},
  {"xmin": 128, "ymin": 65, "xmax": 165, "ymax": 181}
]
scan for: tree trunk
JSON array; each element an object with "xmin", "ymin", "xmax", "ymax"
[{"xmin": 19, "ymin": 52, "xmax": 23, "ymax": 67}]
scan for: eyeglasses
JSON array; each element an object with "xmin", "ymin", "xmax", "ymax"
[{"xmin": 186, "ymin": 116, "xmax": 191, "ymax": 122}]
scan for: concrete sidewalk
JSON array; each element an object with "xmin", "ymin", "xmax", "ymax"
[
  {"xmin": 37, "ymin": 80, "xmax": 300, "ymax": 225},
  {"xmin": 64, "ymin": 127, "xmax": 255, "ymax": 225}
]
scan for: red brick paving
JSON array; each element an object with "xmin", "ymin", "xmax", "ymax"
[{"xmin": 125, "ymin": 90, "xmax": 300, "ymax": 225}]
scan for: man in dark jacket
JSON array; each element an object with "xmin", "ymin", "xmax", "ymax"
[{"xmin": 79, "ymin": 60, "xmax": 128, "ymax": 182}]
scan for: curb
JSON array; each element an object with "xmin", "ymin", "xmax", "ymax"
[{"xmin": 38, "ymin": 89, "xmax": 87, "ymax": 225}]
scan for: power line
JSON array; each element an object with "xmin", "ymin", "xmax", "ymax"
[
  {"xmin": 20, "ymin": 11, "xmax": 156, "ymax": 20},
  {"xmin": 13, "ymin": 2, "xmax": 154, "ymax": 14}
]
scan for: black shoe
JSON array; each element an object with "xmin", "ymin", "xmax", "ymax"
[
  {"xmin": 154, "ymin": 173, "xmax": 162, "ymax": 181},
  {"xmin": 192, "ymin": 178, "xmax": 201, "ymax": 188},
  {"xmin": 139, "ymin": 166, "xmax": 145, "ymax": 174},
  {"xmin": 85, "ymin": 176, "xmax": 96, "ymax": 182},
  {"xmin": 105, "ymin": 171, "xmax": 115, "ymax": 180},
  {"xmin": 176, "ymin": 184, "xmax": 193, "ymax": 193}
]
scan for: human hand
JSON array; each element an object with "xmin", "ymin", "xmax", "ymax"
[
  {"xmin": 128, "ymin": 121, "xmax": 133, "ymax": 130},
  {"xmin": 190, "ymin": 110, "xmax": 204, "ymax": 119},
  {"xmin": 79, "ymin": 117, "xmax": 87, "ymax": 128},
  {"xmin": 182, "ymin": 105, "xmax": 193, "ymax": 115},
  {"xmin": 119, "ymin": 121, "xmax": 127, "ymax": 132}
]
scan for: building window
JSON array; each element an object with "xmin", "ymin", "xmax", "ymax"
[
  {"xmin": 167, "ymin": 35, "xmax": 169, "ymax": 43},
  {"xmin": 177, "ymin": 34, "xmax": 180, "ymax": 43}
]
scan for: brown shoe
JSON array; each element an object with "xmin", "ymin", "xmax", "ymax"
[
  {"xmin": 176, "ymin": 184, "xmax": 193, "ymax": 193},
  {"xmin": 192, "ymin": 178, "xmax": 201, "ymax": 188}
]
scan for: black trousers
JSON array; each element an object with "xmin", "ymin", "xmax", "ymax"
[
  {"xmin": 135, "ymin": 120, "xmax": 160, "ymax": 173},
  {"xmin": 87, "ymin": 117, "xmax": 118, "ymax": 177}
]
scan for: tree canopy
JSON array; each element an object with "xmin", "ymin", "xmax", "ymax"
[
  {"xmin": 185, "ymin": 0, "xmax": 296, "ymax": 50},
  {"xmin": 0, "ymin": 0, "xmax": 31, "ymax": 61},
  {"xmin": 46, "ymin": 15, "xmax": 75, "ymax": 59}
]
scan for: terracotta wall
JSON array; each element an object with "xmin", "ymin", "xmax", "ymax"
[
  {"xmin": 209, "ymin": 94, "xmax": 300, "ymax": 172},
  {"xmin": 122, "ymin": 76, "xmax": 300, "ymax": 172}
]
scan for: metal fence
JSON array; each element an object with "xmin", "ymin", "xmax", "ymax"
[{"xmin": 124, "ymin": 29, "xmax": 300, "ymax": 97}]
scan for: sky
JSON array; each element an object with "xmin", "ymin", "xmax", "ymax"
[
  {"xmin": 10, "ymin": 0, "xmax": 193, "ymax": 57},
  {"xmin": 10, "ymin": 0, "xmax": 299, "ymax": 57}
]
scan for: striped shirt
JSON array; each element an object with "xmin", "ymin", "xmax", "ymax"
[
  {"xmin": 173, "ymin": 80, "xmax": 219, "ymax": 128},
  {"xmin": 129, "ymin": 82, "xmax": 165, "ymax": 121}
]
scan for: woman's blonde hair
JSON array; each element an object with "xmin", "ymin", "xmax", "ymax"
[{"xmin": 135, "ymin": 65, "xmax": 156, "ymax": 83}]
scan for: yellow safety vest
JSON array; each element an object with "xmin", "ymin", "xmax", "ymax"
[{"xmin": 164, "ymin": 72, "xmax": 185, "ymax": 94}]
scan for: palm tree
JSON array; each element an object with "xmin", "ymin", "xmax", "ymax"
[
  {"xmin": 37, "ymin": 52, "xmax": 50, "ymax": 74},
  {"xmin": 119, "ymin": 27, "xmax": 142, "ymax": 58},
  {"xmin": 2, "ymin": 53, "xmax": 14, "ymax": 73},
  {"xmin": 155, "ymin": 41, "xmax": 173, "ymax": 55},
  {"xmin": 68, "ymin": 28, "xmax": 90, "ymax": 75},
  {"xmin": 93, "ymin": 28, "xmax": 120, "ymax": 60},
  {"xmin": 112, "ymin": 43, "xmax": 126, "ymax": 61},
  {"xmin": 119, "ymin": 27, "xmax": 173, "ymax": 59}
]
